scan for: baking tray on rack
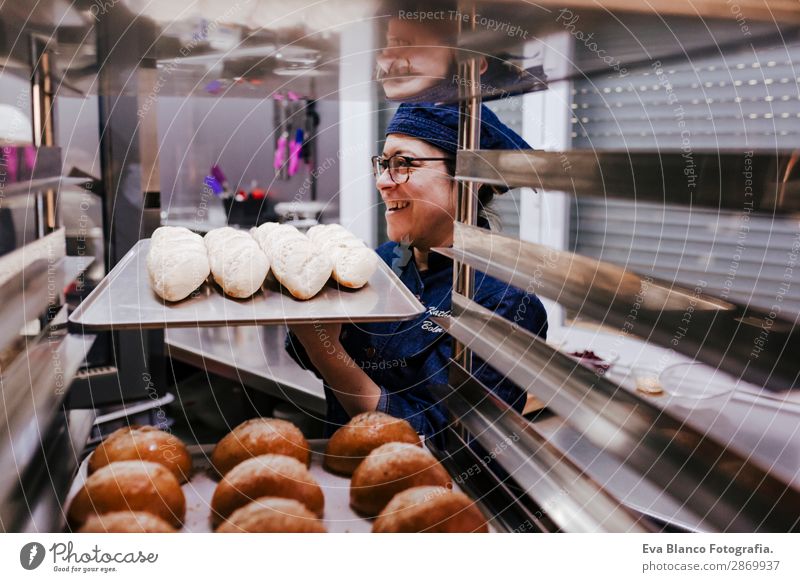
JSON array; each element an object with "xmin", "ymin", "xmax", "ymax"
[
  {"xmin": 68, "ymin": 239, "xmax": 425, "ymax": 330},
  {"xmin": 65, "ymin": 440, "xmax": 479, "ymax": 533}
]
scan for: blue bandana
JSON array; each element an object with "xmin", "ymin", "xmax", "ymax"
[{"xmin": 385, "ymin": 102, "xmax": 531, "ymax": 155}]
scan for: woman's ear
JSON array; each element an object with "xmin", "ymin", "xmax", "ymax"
[{"xmin": 479, "ymin": 57, "xmax": 488, "ymax": 75}]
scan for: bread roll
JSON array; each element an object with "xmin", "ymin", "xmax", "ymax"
[
  {"xmin": 327, "ymin": 240, "xmax": 378, "ymax": 289},
  {"xmin": 216, "ymin": 497, "xmax": 326, "ymax": 533},
  {"xmin": 251, "ymin": 223, "xmax": 304, "ymax": 256},
  {"xmin": 306, "ymin": 223, "xmax": 350, "ymax": 244},
  {"xmin": 77, "ymin": 511, "xmax": 176, "ymax": 533},
  {"xmin": 88, "ymin": 425, "xmax": 192, "ymax": 483},
  {"xmin": 270, "ymin": 237, "xmax": 332, "ymax": 300},
  {"xmin": 373, "ymin": 486, "xmax": 488, "ymax": 533},
  {"xmin": 204, "ymin": 227, "xmax": 269, "ymax": 298},
  {"xmin": 211, "ymin": 454, "xmax": 324, "ymax": 526},
  {"xmin": 251, "ymin": 224, "xmax": 331, "ymax": 300},
  {"xmin": 324, "ymin": 411, "xmax": 421, "ymax": 476},
  {"xmin": 350, "ymin": 442, "xmax": 451, "ymax": 516},
  {"xmin": 67, "ymin": 461, "xmax": 186, "ymax": 529},
  {"xmin": 250, "ymin": 222, "xmax": 281, "ymax": 245},
  {"xmin": 211, "ymin": 418, "xmax": 310, "ymax": 477},
  {"xmin": 147, "ymin": 226, "xmax": 210, "ymax": 302},
  {"xmin": 308, "ymin": 224, "xmax": 377, "ymax": 289},
  {"xmin": 150, "ymin": 225, "xmax": 202, "ymax": 246}
]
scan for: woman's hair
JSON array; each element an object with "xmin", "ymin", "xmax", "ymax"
[{"xmin": 443, "ymin": 157, "xmax": 504, "ymax": 231}]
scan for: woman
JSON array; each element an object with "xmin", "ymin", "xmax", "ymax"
[{"xmin": 287, "ymin": 102, "xmax": 548, "ymax": 438}]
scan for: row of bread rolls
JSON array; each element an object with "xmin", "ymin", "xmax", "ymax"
[
  {"xmin": 67, "ymin": 420, "xmax": 324, "ymax": 534},
  {"xmin": 209, "ymin": 418, "xmax": 325, "ymax": 532},
  {"xmin": 67, "ymin": 426, "xmax": 193, "ymax": 532},
  {"xmin": 326, "ymin": 412, "xmax": 487, "ymax": 532},
  {"xmin": 67, "ymin": 413, "xmax": 486, "ymax": 533},
  {"xmin": 210, "ymin": 413, "xmax": 485, "ymax": 532},
  {"xmin": 146, "ymin": 223, "xmax": 377, "ymax": 302}
]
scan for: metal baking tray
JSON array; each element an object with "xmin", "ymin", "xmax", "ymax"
[
  {"xmin": 65, "ymin": 440, "xmax": 476, "ymax": 533},
  {"xmin": 68, "ymin": 239, "xmax": 424, "ymax": 330}
]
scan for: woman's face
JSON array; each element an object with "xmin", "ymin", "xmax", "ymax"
[{"xmin": 377, "ymin": 134, "xmax": 456, "ymax": 250}]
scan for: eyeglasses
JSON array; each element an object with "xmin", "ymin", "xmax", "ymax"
[{"xmin": 371, "ymin": 154, "xmax": 453, "ymax": 184}]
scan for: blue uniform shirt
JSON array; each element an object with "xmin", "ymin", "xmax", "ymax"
[{"xmin": 286, "ymin": 241, "xmax": 548, "ymax": 439}]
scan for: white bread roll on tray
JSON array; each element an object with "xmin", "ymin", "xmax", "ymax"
[
  {"xmin": 252, "ymin": 223, "xmax": 332, "ymax": 300},
  {"xmin": 307, "ymin": 224, "xmax": 378, "ymax": 289},
  {"xmin": 249, "ymin": 222, "xmax": 282, "ymax": 253},
  {"xmin": 204, "ymin": 227, "xmax": 269, "ymax": 298},
  {"xmin": 147, "ymin": 226, "xmax": 210, "ymax": 302}
]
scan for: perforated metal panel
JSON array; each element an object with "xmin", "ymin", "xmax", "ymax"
[
  {"xmin": 570, "ymin": 34, "xmax": 800, "ymax": 316},
  {"xmin": 571, "ymin": 42, "xmax": 800, "ymax": 151}
]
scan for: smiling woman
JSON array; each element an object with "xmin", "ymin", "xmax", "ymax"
[
  {"xmin": 287, "ymin": 103, "xmax": 548, "ymax": 438},
  {"xmin": 373, "ymin": 139, "xmax": 455, "ymax": 254}
]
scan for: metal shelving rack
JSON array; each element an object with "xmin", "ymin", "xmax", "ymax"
[
  {"xmin": 0, "ymin": 32, "xmax": 97, "ymax": 531},
  {"xmin": 432, "ymin": 0, "xmax": 800, "ymax": 532}
]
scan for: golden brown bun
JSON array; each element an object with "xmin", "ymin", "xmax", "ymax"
[
  {"xmin": 211, "ymin": 454, "xmax": 324, "ymax": 526},
  {"xmin": 373, "ymin": 486, "xmax": 488, "ymax": 533},
  {"xmin": 217, "ymin": 497, "xmax": 326, "ymax": 533},
  {"xmin": 77, "ymin": 511, "xmax": 176, "ymax": 533},
  {"xmin": 324, "ymin": 412, "xmax": 420, "ymax": 476},
  {"xmin": 350, "ymin": 442, "xmax": 451, "ymax": 516},
  {"xmin": 67, "ymin": 461, "xmax": 186, "ymax": 529},
  {"xmin": 88, "ymin": 425, "xmax": 192, "ymax": 483},
  {"xmin": 211, "ymin": 418, "xmax": 310, "ymax": 477}
]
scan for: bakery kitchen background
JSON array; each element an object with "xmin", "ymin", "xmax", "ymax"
[{"xmin": 0, "ymin": 0, "xmax": 799, "ymax": 538}]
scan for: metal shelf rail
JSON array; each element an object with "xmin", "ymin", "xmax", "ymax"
[{"xmin": 433, "ymin": 291, "xmax": 800, "ymax": 532}]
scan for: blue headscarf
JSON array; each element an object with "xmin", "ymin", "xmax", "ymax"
[{"xmin": 385, "ymin": 102, "xmax": 531, "ymax": 154}]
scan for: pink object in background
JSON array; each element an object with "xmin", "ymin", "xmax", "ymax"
[{"xmin": 288, "ymin": 129, "xmax": 303, "ymax": 177}]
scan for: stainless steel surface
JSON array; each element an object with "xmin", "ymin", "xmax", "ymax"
[
  {"xmin": 3, "ymin": 2, "xmax": 798, "ymax": 102},
  {"xmin": 14, "ymin": 408, "xmax": 96, "ymax": 533},
  {"xmin": 0, "ymin": 306, "xmax": 96, "ymax": 530},
  {"xmin": 0, "ymin": 259, "xmax": 48, "ymax": 356},
  {"xmin": 441, "ymin": 222, "xmax": 798, "ymax": 391},
  {"xmin": 478, "ymin": 0, "xmax": 800, "ymax": 22},
  {"xmin": 0, "ymin": 255, "xmax": 93, "ymax": 357},
  {"xmin": 431, "ymin": 363, "xmax": 652, "ymax": 533},
  {"xmin": 434, "ymin": 293, "xmax": 800, "ymax": 531},
  {"xmin": 91, "ymin": 393, "xmax": 176, "ymax": 430},
  {"xmin": 165, "ymin": 326, "xmax": 325, "ymax": 415},
  {"xmin": 527, "ymin": 414, "xmax": 708, "ymax": 532},
  {"xmin": 69, "ymin": 239, "xmax": 425, "ymax": 331},
  {"xmin": 457, "ymin": 150, "xmax": 800, "ymax": 213},
  {"xmin": 603, "ymin": 365, "xmax": 800, "ymax": 488}
]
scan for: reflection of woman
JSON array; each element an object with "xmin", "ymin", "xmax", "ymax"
[
  {"xmin": 287, "ymin": 103, "xmax": 547, "ymax": 438},
  {"xmin": 376, "ymin": 17, "xmax": 462, "ymax": 101},
  {"xmin": 376, "ymin": 12, "xmax": 546, "ymax": 103}
]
